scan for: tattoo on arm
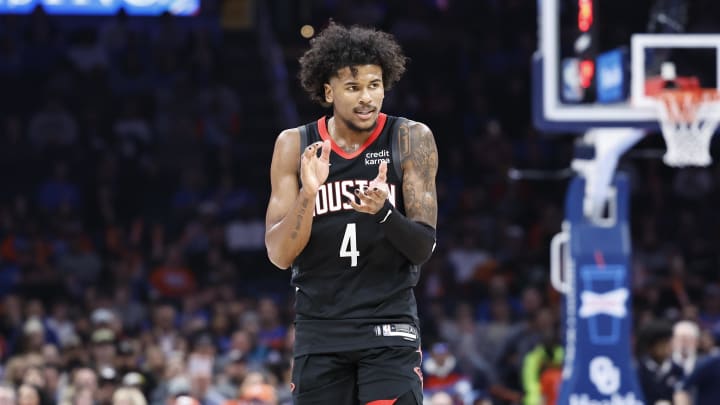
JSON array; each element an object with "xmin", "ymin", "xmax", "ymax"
[
  {"xmin": 399, "ymin": 122, "xmax": 438, "ymax": 227},
  {"xmin": 399, "ymin": 122, "xmax": 411, "ymax": 156},
  {"xmin": 290, "ymin": 197, "xmax": 310, "ymax": 240}
]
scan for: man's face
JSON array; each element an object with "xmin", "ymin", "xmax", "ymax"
[
  {"xmin": 92, "ymin": 342, "xmax": 116, "ymax": 364},
  {"xmin": 673, "ymin": 332, "xmax": 698, "ymax": 356},
  {"xmin": 325, "ymin": 64, "xmax": 384, "ymax": 133},
  {"xmin": 0, "ymin": 387, "xmax": 15, "ymax": 405},
  {"xmin": 17, "ymin": 385, "xmax": 38, "ymax": 405},
  {"xmin": 73, "ymin": 368, "xmax": 98, "ymax": 391},
  {"xmin": 652, "ymin": 339, "xmax": 672, "ymax": 361}
]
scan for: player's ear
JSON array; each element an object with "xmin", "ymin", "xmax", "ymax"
[{"xmin": 324, "ymin": 83, "xmax": 333, "ymax": 104}]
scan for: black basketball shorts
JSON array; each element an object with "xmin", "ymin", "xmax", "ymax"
[{"xmin": 291, "ymin": 345, "xmax": 423, "ymax": 405}]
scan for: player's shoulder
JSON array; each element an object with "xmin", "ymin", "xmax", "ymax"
[
  {"xmin": 394, "ymin": 118, "xmax": 437, "ymax": 168},
  {"xmin": 275, "ymin": 118, "xmax": 320, "ymax": 144},
  {"xmin": 272, "ymin": 127, "xmax": 302, "ymax": 160},
  {"xmin": 410, "ymin": 120, "xmax": 432, "ymax": 134},
  {"xmin": 392, "ymin": 117, "xmax": 432, "ymax": 135},
  {"xmin": 399, "ymin": 119, "xmax": 434, "ymax": 140},
  {"xmin": 274, "ymin": 127, "xmax": 301, "ymax": 147},
  {"xmin": 276, "ymin": 127, "xmax": 301, "ymax": 142}
]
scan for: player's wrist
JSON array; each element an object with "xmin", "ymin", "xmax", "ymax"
[
  {"xmin": 374, "ymin": 200, "xmax": 436, "ymax": 265},
  {"xmin": 372, "ymin": 200, "xmax": 393, "ymax": 222}
]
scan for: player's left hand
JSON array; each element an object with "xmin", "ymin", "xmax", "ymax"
[{"xmin": 349, "ymin": 161, "xmax": 390, "ymax": 214}]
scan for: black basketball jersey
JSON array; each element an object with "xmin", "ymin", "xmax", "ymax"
[{"xmin": 292, "ymin": 113, "xmax": 421, "ymax": 355}]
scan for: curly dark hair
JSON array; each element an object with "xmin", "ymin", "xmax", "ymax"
[{"xmin": 298, "ymin": 22, "xmax": 407, "ymax": 106}]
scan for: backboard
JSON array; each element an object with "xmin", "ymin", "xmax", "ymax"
[{"xmin": 533, "ymin": 0, "xmax": 720, "ymax": 133}]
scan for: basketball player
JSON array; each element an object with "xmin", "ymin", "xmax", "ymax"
[{"xmin": 264, "ymin": 22, "xmax": 438, "ymax": 405}]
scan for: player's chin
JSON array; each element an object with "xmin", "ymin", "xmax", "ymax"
[
  {"xmin": 358, "ymin": 122, "xmax": 377, "ymax": 132},
  {"xmin": 352, "ymin": 115, "xmax": 378, "ymax": 131}
]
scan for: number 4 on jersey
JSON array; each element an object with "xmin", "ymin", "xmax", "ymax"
[{"xmin": 340, "ymin": 223, "xmax": 359, "ymax": 267}]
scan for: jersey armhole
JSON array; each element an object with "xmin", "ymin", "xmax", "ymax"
[
  {"xmin": 390, "ymin": 117, "xmax": 406, "ymax": 181},
  {"xmin": 298, "ymin": 124, "xmax": 309, "ymax": 157},
  {"xmin": 297, "ymin": 124, "xmax": 309, "ymax": 179}
]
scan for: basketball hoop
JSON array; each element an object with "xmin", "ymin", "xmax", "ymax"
[{"xmin": 653, "ymin": 88, "xmax": 720, "ymax": 167}]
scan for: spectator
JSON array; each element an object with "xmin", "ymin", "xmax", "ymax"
[
  {"xmin": 428, "ymin": 391, "xmax": 453, "ymax": 405},
  {"xmin": 27, "ymin": 99, "xmax": 78, "ymax": 149},
  {"xmin": 90, "ymin": 328, "xmax": 117, "ymax": 370},
  {"xmin": 36, "ymin": 162, "xmax": 81, "ymax": 213},
  {"xmin": 674, "ymin": 336, "xmax": 720, "ymax": 405},
  {"xmin": 238, "ymin": 383, "xmax": 277, "ymax": 405},
  {"xmin": 18, "ymin": 317, "xmax": 46, "ymax": 354},
  {"xmin": 673, "ymin": 320, "xmax": 701, "ymax": 376},
  {"xmin": 187, "ymin": 353, "xmax": 224, "ymax": 405},
  {"xmin": 0, "ymin": 383, "xmax": 16, "ymax": 405},
  {"xmin": 439, "ymin": 301, "xmax": 495, "ymax": 383},
  {"xmin": 173, "ymin": 396, "xmax": 200, "ymax": 405},
  {"xmin": 256, "ymin": 298, "xmax": 286, "ymax": 352},
  {"xmin": 520, "ymin": 325, "xmax": 562, "ymax": 405},
  {"xmin": 422, "ymin": 342, "xmax": 472, "ymax": 401},
  {"xmin": 492, "ymin": 306, "xmax": 553, "ymax": 405},
  {"xmin": 111, "ymin": 386, "xmax": 146, "ymax": 405},
  {"xmin": 45, "ymin": 300, "xmax": 77, "ymax": 348},
  {"xmin": 66, "ymin": 28, "xmax": 109, "ymax": 73},
  {"xmin": 112, "ymin": 286, "xmax": 146, "ymax": 333},
  {"xmin": 17, "ymin": 383, "xmax": 43, "ymax": 405},
  {"xmin": 636, "ymin": 321, "xmax": 684, "ymax": 405},
  {"xmin": 149, "ymin": 247, "xmax": 197, "ymax": 300},
  {"xmin": 214, "ymin": 350, "xmax": 247, "ymax": 399},
  {"xmin": 98, "ymin": 367, "xmax": 120, "ymax": 405},
  {"xmin": 223, "ymin": 329, "xmax": 268, "ymax": 367}
]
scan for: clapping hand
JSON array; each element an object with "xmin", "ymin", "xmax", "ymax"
[
  {"xmin": 349, "ymin": 160, "xmax": 390, "ymax": 214},
  {"xmin": 300, "ymin": 140, "xmax": 331, "ymax": 195}
]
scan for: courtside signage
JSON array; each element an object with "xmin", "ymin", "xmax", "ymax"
[{"xmin": 0, "ymin": 0, "xmax": 199, "ymax": 15}]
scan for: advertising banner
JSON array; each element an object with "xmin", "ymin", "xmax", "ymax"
[
  {"xmin": 0, "ymin": 0, "xmax": 199, "ymax": 15},
  {"xmin": 596, "ymin": 48, "xmax": 627, "ymax": 103},
  {"xmin": 556, "ymin": 174, "xmax": 644, "ymax": 405}
]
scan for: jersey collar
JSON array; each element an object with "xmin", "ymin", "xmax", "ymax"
[{"xmin": 317, "ymin": 113, "xmax": 387, "ymax": 159}]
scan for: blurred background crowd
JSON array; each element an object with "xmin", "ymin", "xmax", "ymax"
[{"xmin": 0, "ymin": 0, "xmax": 720, "ymax": 404}]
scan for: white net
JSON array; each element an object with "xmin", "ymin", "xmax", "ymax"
[{"xmin": 655, "ymin": 89, "xmax": 720, "ymax": 167}]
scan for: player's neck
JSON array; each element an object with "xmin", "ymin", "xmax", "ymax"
[{"xmin": 328, "ymin": 116, "xmax": 372, "ymax": 153}]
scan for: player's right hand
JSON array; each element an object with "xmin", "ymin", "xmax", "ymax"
[{"xmin": 300, "ymin": 140, "xmax": 331, "ymax": 196}]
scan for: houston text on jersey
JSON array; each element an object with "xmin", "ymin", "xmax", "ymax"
[{"xmin": 313, "ymin": 180, "xmax": 397, "ymax": 216}]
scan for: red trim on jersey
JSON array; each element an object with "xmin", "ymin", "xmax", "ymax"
[
  {"xmin": 366, "ymin": 399, "xmax": 397, "ymax": 405},
  {"xmin": 317, "ymin": 113, "xmax": 388, "ymax": 159}
]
